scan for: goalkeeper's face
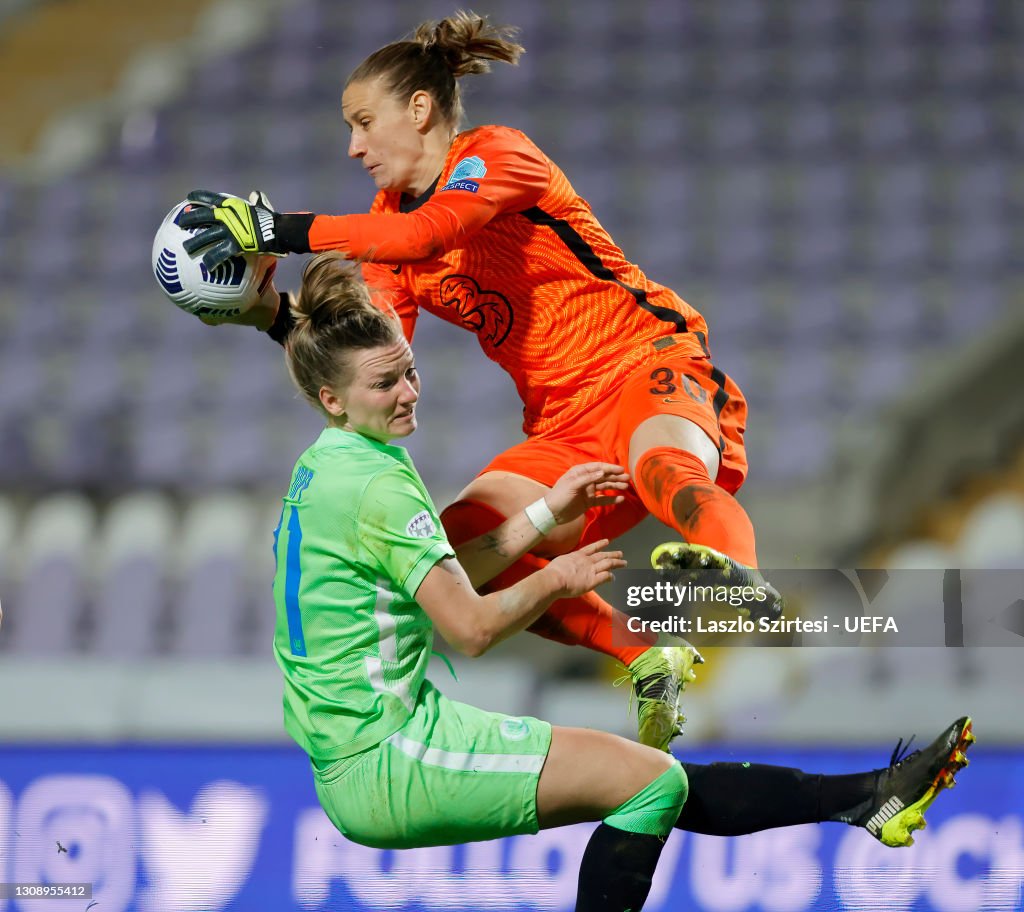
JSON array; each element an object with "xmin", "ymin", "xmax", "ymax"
[
  {"xmin": 342, "ymin": 78, "xmax": 442, "ymax": 196},
  {"xmin": 323, "ymin": 339, "xmax": 421, "ymax": 443}
]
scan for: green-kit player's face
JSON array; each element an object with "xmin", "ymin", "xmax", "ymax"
[{"xmin": 329, "ymin": 340, "xmax": 420, "ymax": 443}]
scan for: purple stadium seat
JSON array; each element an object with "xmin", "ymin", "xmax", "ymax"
[
  {"xmin": 0, "ymin": 178, "xmax": 23, "ymax": 245},
  {"xmin": 940, "ymin": 2, "xmax": 990, "ymax": 37},
  {"xmin": 555, "ymin": 108, "xmax": 615, "ymax": 159},
  {"xmin": 875, "ymin": 283, "xmax": 926, "ymax": 340},
  {"xmin": 712, "ymin": 220, "xmax": 772, "ymax": 279},
  {"xmin": 847, "ymin": 344, "xmax": 913, "ymax": 411},
  {"xmin": 91, "ymin": 493, "xmax": 177, "ymax": 656},
  {"xmin": 632, "ymin": 106, "xmax": 687, "ymax": 160},
  {"xmin": 343, "ymin": 3, "xmax": 397, "ymax": 45},
  {"xmin": 241, "ymin": 497, "xmax": 283, "ymax": 656},
  {"xmin": 168, "ymin": 495, "xmax": 257, "ymax": 656},
  {"xmin": 7, "ymin": 495, "xmax": 96, "ymax": 655},
  {"xmin": 783, "ymin": 101, "xmax": 841, "ymax": 156},
  {"xmin": 870, "ymin": 219, "xmax": 929, "ymax": 274},
  {"xmin": 713, "ymin": 47, "xmax": 773, "ymax": 97},
  {"xmin": 949, "ymin": 217, "xmax": 1008, "ymax": 273},
  {"xmin": 790, "ymin": 216, "xmax": 848, "ymax": 278},
  {"xmin": 794, "ymin": 162, "xmax": 851, "ymax": 213},
  {"xmin": 770, "ymin": 347, "xmax": 836, "ymax": 411},
  {"xmin": 862, "ymin": 0, "xmax": 918, "ymax": 37},
  {"xmin": 633, "ymin": 49, "xmax": 699, "ymax": 101},
  {"xmin": 787, "ymin": 282, "xmax": 846, "ymax": 342},
  {"xmin": 134, "ymin": 340, "xmax": 207, "ymax": 410},
  {"xmin": 874, "ymin": 163, "xmax": 929, "ymax": 217},
  {"xmin": 171, "ymin": 554, "xmax": 251, "ymax": 656},
  {"xmin": 257, "ymin": 112, "xmax": 324, "ymax": 170},
  {"xmin": 713, "ymin": 0, "xmax": 770, "ymax": 46},
  {"xmin": 20, "ymin": 234, "xmax": 84, "ymax": 291},
  {"xmin": 942, "ymin": 277, "xmax": 1002, "ymax": 333},
  {"xmin": 786, "ymin": 45, "xmax": 844, "ymax": 95},
  {"xmin": 708, "ymin": 283, "xmax": 782, "ymax": 343},
  {"xmin": 861, "ymin": 102, "xmax": 921, "ymax": 157},
  {"xmin": 271, "ymin": 0, "xmax": 326, "ymax": 48},
  {"xmin": 707, "ymin": 107, "xmax": 767, "ymax": 161},
  {"xmin": 0, "ymin": 345, "xmax": 48, "ymax": 412},
  {"xmin": 192, "ymin": 410, "xmax": 275, "ymax": 487},
  {"xmin": 953, "ymin": 162, "xmax": 1007, "ymax": 219},
  {"xmin": 861, "ymin": 43, "xmax": 922, "ymax": 95},
  {"xmin": 267, "ymin": 48, "xmax": 321, "ymax": 105},
  {"xmin": 65, "ymin": 339, "xmax": 129, "ymax": 409},
  {"xmin": 937, "ymin": 100, "xmax": 995, "ymax": 156},
  {"xmin": 189, "ymin": 54, "xmax": 256, "ymax": 110},
  {"xmin": 789, "ymin": 0, "xmax": 847, "ymax": 43},
  {"xmin": 130, "ymin": 409, "xmax": 196, "ymax": 488},
  {"xmin": 266, "ymin": 407, "xmax": 327, "ymax": 476},
  {"xmin": 31, "ymin": 178, "xmax": 90, "ymax": 234},
  {"xmin": 937, "ymin": 42, "xmax": 995, "ymax": 93},
  {"xmin": 759, "ymin": 414, "xmax": 833, "ymax": 482}
]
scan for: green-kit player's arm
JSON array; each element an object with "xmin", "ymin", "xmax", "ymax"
[
  {"xmin": 415, "ymin": 541, "xmax": 625, "ymax": 657},
  {"xmin": 357, "ymin": 463, "xmax": 622, "ymax": 656},
  {"xmin": 454, "ymin": 463, "xmax": 629, "ymax": 589}
]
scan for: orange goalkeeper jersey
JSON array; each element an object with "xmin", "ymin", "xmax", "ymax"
[{"xmin": 307, "ymin": 125, "xmax": 711, "ymax": 436}]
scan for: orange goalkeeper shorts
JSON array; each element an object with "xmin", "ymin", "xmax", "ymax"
[{"xmin": 480, "ymin": 337, "xmax": 749, "ymax": 539}]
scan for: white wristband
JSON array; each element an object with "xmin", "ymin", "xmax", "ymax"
[{"xmin": 524, "ymin": 497, "xmax": 557, "ymax": 535}]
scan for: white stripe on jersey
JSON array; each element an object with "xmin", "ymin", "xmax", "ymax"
[{"xmin": 365, "ymin": 576, "xmax": 415, "ymax": 712}]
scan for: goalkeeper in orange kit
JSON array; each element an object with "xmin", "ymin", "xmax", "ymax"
[{"xmin": 181, "ymin": 11, "xmax": 784, "ymax": 751}]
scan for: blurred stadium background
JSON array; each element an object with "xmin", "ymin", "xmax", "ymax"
[{"xmin": 0, "ymin": 0, "xmax": 1021, "ymax": 909}]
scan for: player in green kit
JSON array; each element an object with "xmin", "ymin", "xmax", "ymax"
[
  {"xmin": 274, "ymin": 251, "xmax": 685, "ymax": 910},
  {"xmin": 269, "ymin": 251, "xmax": 974, "ymax": 911}
]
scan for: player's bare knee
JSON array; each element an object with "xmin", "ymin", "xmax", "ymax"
[
  {"xmin": 628, "ymin": 415, "xmax": 720, "ymax": 480},
  {"xmin": 601, "ymin": 734, "xmax": 678, "ymax": 799}
]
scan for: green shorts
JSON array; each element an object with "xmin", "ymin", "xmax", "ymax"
[{"xmin": 312, "ymin": 682, "xmax": 553, "ymax": 849}]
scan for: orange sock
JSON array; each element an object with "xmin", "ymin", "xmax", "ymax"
[
  {"xmin": 440, "ymin": 499, "xmax": 653, "ymax": 665},
  {"xmin": 633, "ymin": 447, "xmax": 759, "ymax": 567}
]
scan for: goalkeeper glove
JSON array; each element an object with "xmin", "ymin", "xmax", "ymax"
[{"xmin": 180, "ymin": 189, "xmax": 314, "ymax": 271}]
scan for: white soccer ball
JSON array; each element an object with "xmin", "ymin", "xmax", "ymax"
[{"xmin": 152, "ymin": 198, "xmax": 277, "ymax": 318}]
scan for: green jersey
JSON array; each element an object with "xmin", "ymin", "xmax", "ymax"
[{"xmin": 272, "ymin": 426, "xmax": 454, "ymax": 760}]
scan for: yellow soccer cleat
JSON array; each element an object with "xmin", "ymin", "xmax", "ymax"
[{"xmin": 626, "ymin": 644, "xmax": 704, "ymax": 751}]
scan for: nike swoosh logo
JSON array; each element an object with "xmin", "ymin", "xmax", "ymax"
[
  {"xmin": 662, "ymin": 397, "xmax": 691, "ymax": 404},
  {"xmin": 390, "ymin": 264, "xmax": 401, "ymax": 275}
]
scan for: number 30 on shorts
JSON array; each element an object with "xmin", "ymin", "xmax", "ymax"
[{"xmin": 648, "ymin": 367, "xmax": 707, "ymax": 404}]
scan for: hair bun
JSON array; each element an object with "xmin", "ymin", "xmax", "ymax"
[{"xmin": 285, "ymin": 252, "xmax": 404, "ymax": 413}]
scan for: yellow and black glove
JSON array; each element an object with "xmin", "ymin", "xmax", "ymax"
[{"xmin": 180, "ymin": 189, "xmax": 314, "ymax": 270}]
